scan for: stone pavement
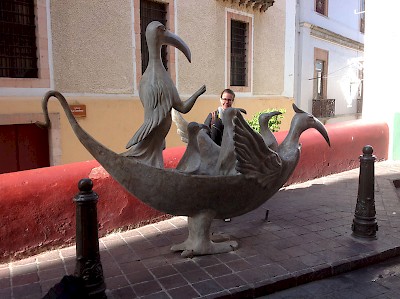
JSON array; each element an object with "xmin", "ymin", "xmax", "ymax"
[
  {"xmin": 263, "ymin": 255, "xmax": 400, "ymax": 298},
  {"xmin": 1, "ymin": 161, "xmax": 400, "ymax": 299}
]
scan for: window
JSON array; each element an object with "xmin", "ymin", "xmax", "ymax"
[
  {"xmin": 227, "ymin": 11, "xmax": 253, "ymax": 93},
  {"xmin": 133, "ymin": 0, "xmax": 175, "ymax": 90},
  {"xmin": 313, "ymin": 48, "xmax": 328, "ymax": 99},
  {"xmin": 140, "ymin": 0, "xmax": 168, "ymax": 74},
  {"xmin": 315, "ymin": 0, "xmax": 328, "ymax": 16},
  {"xmin": 357, "ymin": 62, "xmax": 363, "ymax": 100},
  {"xmin": 315, "ymin": 60, "xmax": 325, "ymax": 99},
  {"xmin": 230, "ymin": 20, "xmax": 247, "ymax": 87},
  {"xmin": 0, "ymin": 0, "xmax": 50, "ymax": 88},
  {"xmin": 357, "ymin": 61, "xmax": 364, "ymax": 113},
  {"xmin": 0, "ymin": 0, "xmax": 38, "ymax": 78},
  {"xmin": 359, "ymin": 0, "xmax": 365, "ymax": 33}
]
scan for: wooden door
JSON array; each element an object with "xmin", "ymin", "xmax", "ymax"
[{"xmin": 0, "ymin": 124, "xmax": 50, "ymax": 174}]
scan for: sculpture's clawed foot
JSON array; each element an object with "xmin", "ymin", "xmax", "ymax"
[
  {"xmin": 170, "ymin": 210, "xmax": 238, "ymax": 257},
  {"xmin": 180, "ymin": 240, "xmax": 238, "ymax": 258},
  {"xmin": 171, "ymin": 237, "xmax": 238, "ymax": 258},
  {"xmin": 170, "ymin": 241, "xmax": 189, "ymax": 252}
]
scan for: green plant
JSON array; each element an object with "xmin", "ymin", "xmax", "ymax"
[{"xmin": 246, "ymin": 108, "xmax": 286, "ymax": 133}]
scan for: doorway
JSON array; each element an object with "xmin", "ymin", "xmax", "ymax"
[{"xmin": 0, "ymin": 123, "xmax": 50, "ymax": 174}]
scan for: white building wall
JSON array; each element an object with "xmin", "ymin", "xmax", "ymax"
[
  {"xmin": 299, "ymin": 35, "xmax": 363, "ymax": 115},
  {"xmin": 298, "ymin": 25, "xmax": 313, "ymax": 111},
  {"xmin": 283, "ymin": 0, "xmax": 296, "ymax": 98},
  {"xmin": 294, "ymin": 0, "xmax": 364, "ymax": 118},
  {"xmin": 363, "ymin": 0, "xmax": 400, "ymax": 159},
  {"xmin": 307, "ymin": 1, "xmax": 362, "ymax": 40}
]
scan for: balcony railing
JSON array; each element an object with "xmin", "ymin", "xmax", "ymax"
[{"xmin": 312, "ymin": 99, "xmax": 335, "ymax": 118}]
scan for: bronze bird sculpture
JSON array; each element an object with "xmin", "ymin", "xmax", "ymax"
[
  {"xmin": 124, "ymin": 21, "xmax": 206, "ymax": 168},
  {"xmin": 259, "ymin": 111, "xmax": 282, "ymax": 151},
  {"xmin": 175, "ymin": 122, "xmax": 217, "ymax": 175},
  {"xmin": 36, "ymin": 14, "xmax": 331, "ymax": 259},
  {"xmin": 38, "ymin": 88, "xmax": 330, "ymax": 257},
  {"xmin": 233, "ymin": 105, "xmax": 330, "ymax": 191},
  {"xmin": 173, "ymin": 107, "xmax": 247, "ymax": 176}
]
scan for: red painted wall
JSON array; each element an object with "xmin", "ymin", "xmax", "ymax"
[
  {"xmin": 280, "ymin": 120, "xmax": 389, "ymax": 185},
  {"xmin": 0, "ymin": 120, "xmax": 389, "ymax": 262}
]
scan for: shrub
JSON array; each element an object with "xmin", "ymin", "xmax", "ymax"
[{"xmin": 246, "ymin": 108, "xmax": 286, "ymax": 133}]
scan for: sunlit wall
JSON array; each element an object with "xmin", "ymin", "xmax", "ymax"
[{"xmin": 363, "ymin": 0, "xmax": 400, "ymax": 159}]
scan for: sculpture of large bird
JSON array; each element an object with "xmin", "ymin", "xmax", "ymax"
[
  {"xmin": 259, "ymin": 111, "xmax": 282, "ymax": 151},
  {"xmin": 124, "ymin": 21, "xmax": 206, "ymax": 168},
  {"xmin": 173, "ymin": 107, "xmax": 247, "ymax": 175},
  {"xmin": 37, "ymin": 89, "xmax": 330, "ymax": 258},
  {"xmin": 175, "ymin": 122, "xmax": 218, "ymax": 175},
  {"xmin": 234, "ymin": 104, "xmax": 330, "ymax": 191}
]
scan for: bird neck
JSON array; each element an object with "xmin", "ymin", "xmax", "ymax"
[
  {"xmin": 279, "ymin": 124, "xmax": 302, "ymax": 160},
  {"xmin": 260, "ymin": 126, "xmax": 271, "ymax": 137},
  {"xmin": 147, "ymin": 44, "xmax": 165, "ymax": 68}
]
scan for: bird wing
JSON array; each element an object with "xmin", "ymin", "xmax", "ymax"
[
  {"xmin": 126, "ymin": 78, "xmax": 174, "ymax": 148},
  {"xmin": 171, "ymin": 109, "xmax": 189, "ymax": 143},
  {"xmin": 233, "ymin": 111, "xmax": 282, "ymax": 189},
  {"xmin": 177, "ymin": 123, "xmax": 220, "ymax": 175}
]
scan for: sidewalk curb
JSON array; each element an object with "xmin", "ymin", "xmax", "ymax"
[{"xmin": 223, "ymin": 246, "xmax": 400, "ymax": 298}]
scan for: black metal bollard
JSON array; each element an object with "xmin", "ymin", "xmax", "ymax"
[
  {"xmin": 352, "ymin": 145, "xmax": 378, "ymax": 239},
  {"xmin": 74, "ymin": 178, "xmax": 106, "ymax": 298}
]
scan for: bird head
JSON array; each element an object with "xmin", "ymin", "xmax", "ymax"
[
  {"xmin": 146, "ymin": 21, "xmax": 191, "ymax": 63},
  {"xmin": 292, "ymin": 104, "xmax": 330, "ymax": 146},
  {"xmin": 258, "ymin": 111, "xmax": 282, "ymax": 130},
  {"xmin": 188, "ymin": 122, "xmax": 210, "ymax": 135}
]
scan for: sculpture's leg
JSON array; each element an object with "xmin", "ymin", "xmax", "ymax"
[{"xmin": 171, "ymin": 210, "xmax": 238, "ymax": 257}]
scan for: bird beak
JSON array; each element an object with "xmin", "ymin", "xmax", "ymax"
[
  {"xmin": 238, "ymin": 108, "xmax": 247, "ymax": 115},
  {"xmin": 270, "ymin": 111, "xmax": 282, "ymax": 117},
  {"xmin": 313, "ymin": 117, "xmax": 331, "ymax": 147},
  {"xmin": 162, "ymin": 30, "xmax": 191, "ymax": 63}
]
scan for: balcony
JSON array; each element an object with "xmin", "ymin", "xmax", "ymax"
[
  {"xmin": 218, "ymin": 0, "xmax": 274, "ymax": 12},
  {"xmin": 312, "ymin": 99, "xmax": 335, "ymax": 118}
]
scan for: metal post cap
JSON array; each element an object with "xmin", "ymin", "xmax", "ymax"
[
  {"xmin": 360, "ymin": 145, "xmax": 376, "ymax": 162},
  {"xmin": 78, "ymin": 178, "xmax": 93, "ymax": 192},
  {"xmin": 363, "ymin": 145, "xmax": 373, "ymax": 155},
  {"xmin": 74, "ymin": 178, "xmax": 98, "ymax": 202}
]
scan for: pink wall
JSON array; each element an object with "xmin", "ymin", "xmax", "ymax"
[
  {"xmin": 0, "ymin": 120, "xmax": 389, "ymax": 262},
  {"xmin": 282, "ymin": 120, "xmax": 388, "ymax": 185}
]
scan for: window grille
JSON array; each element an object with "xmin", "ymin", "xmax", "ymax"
[
  {"xmin": 140, "ymin": 0, "xmax": 168, "ymax": 74},
  {"xmin": 0, "ymin": 0, "xmax": 38, "ymax": 78},
  {"xmin": 230, "ymin": 20, "xmax": 247, "ymax": 87}
]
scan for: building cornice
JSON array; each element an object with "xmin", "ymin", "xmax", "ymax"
[
  {"xmin": 217, "ymin": 0, "xmax": 274, "ymax": 13},
  {"xmin": 301, "ymin": 22, "xmax": 364, "ymax": 52}
]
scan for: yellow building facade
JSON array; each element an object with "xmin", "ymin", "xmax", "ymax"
[{"xmin": 0, "ymin": 0, "xmax": 293, "ymax": 167}]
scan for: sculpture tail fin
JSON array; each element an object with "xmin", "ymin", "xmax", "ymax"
[
  {"xmin": 36, "ymin": 91, "xmax": 117, "ymax": 163},
  {"xmin": 36, "ymin": 90, "xmax": 78, "ymax": 130}
]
